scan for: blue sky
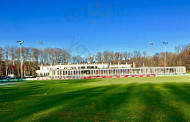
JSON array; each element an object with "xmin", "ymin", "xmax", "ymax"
[{"xmin": 0, "ymin": 0, "xmax": 190, "ymax": 56}]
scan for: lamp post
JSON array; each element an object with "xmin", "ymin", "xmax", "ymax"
[
  {"xmin": 39, "ymin": 41, "xmax": 43, "ymax": 77},
  {"xmin": 39, "ymin": 41, "xmax": 43, "ymax": 64},
  {"xmin": 163, "ymin": 42, "xmax": 168, "ymax": 67},
  {"xmin": 149, "ymin": 42, "xmax": 153, "ymax": 66},
  {"xmin": 149, "ymin": 42, "xmax": 153, "ymax": 58},
  {"xmin": 17, "ymin": 41, "xmax": 24, "ymax": 78}
]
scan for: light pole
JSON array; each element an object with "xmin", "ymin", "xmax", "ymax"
[
  {"xmin": 39, "ymin": 41, "xmax": 43, "ymax": 76},
  {"xmin": 149, "ymin": 42, "xmax": 153, "ymax": 66},
  {"xmin": 39, "ymin": 41, "xmax": 43, "ymax": 64},
  {"xmin": 163, "ymin": 42, "xmax": 168, "ymax": 67},
  {"xmin": 149, "ymin": 42, "xmax": 153, "ymax": 58},
  {"xmin": 17, "ymin": 41, "xmax": 24, "ymax": 78}
]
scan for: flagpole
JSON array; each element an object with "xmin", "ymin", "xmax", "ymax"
[{"xmin": 17, "ymin": 41, "xmax": 24, "ymax": 79}]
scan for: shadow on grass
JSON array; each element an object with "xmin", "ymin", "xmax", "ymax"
[
  {"xmin": 0, "ymin": 83, "xmax": 47, "ymax": 101},
  {"xmin": 163, "ymin": 83, "xmax": 190, "ymax": 104},
  {"xmin": 138, "ymin": 83, "xmax": 186, "ymax": 121},
  {"xmin": 0, "ymin": 79, "xmax": 102, "ymax": 102},
  {"xmin": 1, "ymin": 81, "xmax": 190, "ymax": 121},
  {"xmin": 36, "ymin": 83, "xmax": 137, "ymax": 121},
  {"xmin": 5, "ymin": 84, "xmax": 129, "ymax": 121}
]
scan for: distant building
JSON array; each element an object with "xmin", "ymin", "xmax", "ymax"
[
  {"xmin": 36, "ymin": 63, "xmax": 186, "ymax": 79},
  {"xmin": 36, "ymin": 63, "xmax": 131, "ymax": 77}
]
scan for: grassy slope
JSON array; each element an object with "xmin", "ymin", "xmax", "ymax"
[{"xmin": 0, "ymin": 76, "xmax": 190, "ymax": 121}]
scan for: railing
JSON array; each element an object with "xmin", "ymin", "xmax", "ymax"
[{"xmin": 49, "ymin": 67, "xmax": 186, "ymax": 78}]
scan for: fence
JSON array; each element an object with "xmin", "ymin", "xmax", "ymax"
[{"xmin": 49, "ymin": 67, "xmax": 186, "ymax": 79}]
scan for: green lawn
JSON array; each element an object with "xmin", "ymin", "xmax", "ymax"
[{"xmin": 0, "ymin": 76, "xmax": 190, "ymax": 121}]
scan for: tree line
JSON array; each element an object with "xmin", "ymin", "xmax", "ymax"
[{"xmin": 0, "ymin": 43, "xmax": 189, "ymax": 77}]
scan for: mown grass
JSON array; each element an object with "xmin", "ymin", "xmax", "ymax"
[{"xmin": 0, "ymin": 76, "xmax": 190, "ymax": 121}]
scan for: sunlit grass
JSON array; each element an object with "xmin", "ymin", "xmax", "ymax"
[{"xmin": 0, "ymin": 76, "xmax": 190, "ymax": 121}]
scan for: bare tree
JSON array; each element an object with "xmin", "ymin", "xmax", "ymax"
[
  {"xmin": 96, "ymin": 52, "xmax": 103, "ymax": 63},
  {"xmin": 114, "ymin": 52, "xmax": 120, "ymax": 63},
  {"xmin": 123, "ymin": 52, "xmax": 128, "ymax": 63},
  {"xmin": 4, "ymin": 46, "xmax": 12, "ymax": 76},
  {"xmin": 72, "ymin": 56, "xmax": 77, "ymax": 64},
  {"xmin": 103, "ymin": 51, "xmax": 109, "ymax": 63}
]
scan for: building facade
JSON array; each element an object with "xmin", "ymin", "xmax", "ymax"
[{"xmin": 36, "ymin": 63, "xmax": 186, "ymax": 79}]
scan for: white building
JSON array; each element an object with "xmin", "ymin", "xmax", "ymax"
[
  {"xmin": 36, "ymin": 63, "xmax": 132, "ymax": 77},
  {"xmin": 36, "ymin": 63, "xmax": 186, "ymax": 79}
]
